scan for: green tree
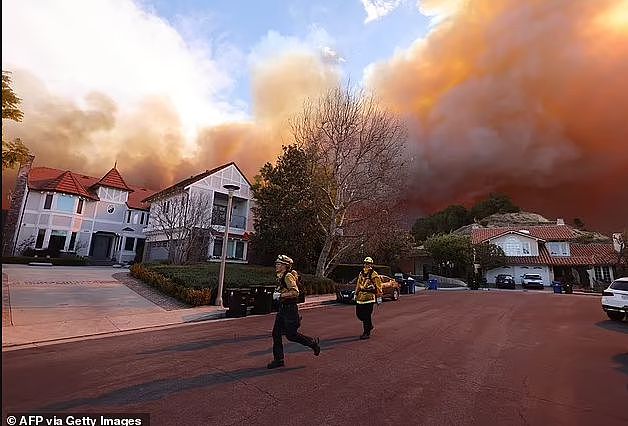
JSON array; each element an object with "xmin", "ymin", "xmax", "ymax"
[
  {"xmin": 424, "ymin": 234, "xmax": 473, "ymax": 278},
  {"xmin": 469, "ymin": 193, "xmax": 520, "ymax": 221},
  {"xmin": 473, "ymin": 242, "xmax": 506, "ymax": 271},
  {"xmin": 2, "ymin": 70, "xmax": 29, "ymax": 169},
  {"xmin": 412, "ymin": 205, "xmax": 468, "ymax": 243},
  {"xmin": 250, "ymin": 145, "xmax": 324, "ymax": 273}
]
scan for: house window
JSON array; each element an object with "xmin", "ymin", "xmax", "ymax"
[
  {"xmin": 57, "ymin": 194, "xmax": 75, "ymax": 212},
  {"xmin": 49, "ymin": 230, "xmax": 67, "ymax": 253},
  {"xmin": 126, "ymin": 211, "xmax": 132, "ymax": 223},
  {"xmin": 68, "ymin": 232, "xmax": 77, "ymax": 251},
  {"xmin": 503, "ymin": 237, "xmax": 523, "ymax": 256},
  {"xmin": 124, "ymin": 237, "xmax": 136, "ymax": 251},
  {"xmin": 594, "ymin": 266, "xmax": 611, "ymax": 282},
  {"xmin": 548, "ymin": 242, "xmax": 569, "ymax": 257},
  {"xmin": 522, "ymin": 242, "xmax": 531, "ymax": 255},
  {"xmin": 141, "ymin": 212, "xmax": 145, "ymax": 225},
  {"xmin": 213, "ymin": 238, "xmax": 223, "ymax": 257},
  {"xmin": 43, "ymin": 194, "xmax": 53, "ymax": 210},
  {"xmin": 35, "ymin": 229, "xmax": 46, "ymax": 249},
  {"xmin": 77, "ymin": 199, "xmax": 84, "ymax": 214}
]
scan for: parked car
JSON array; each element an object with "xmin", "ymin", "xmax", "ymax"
[
  {"xmin": 495, "ymin": 274, "xmax": 516, "ymax": 289},
  {"xmin": 602, "ymin": 277, "xmax": 628, "ymax": 321},
  {"xmin": 335, "ymin": 275, "xmax": 400, "ymax": 304},
  {"xmin": 521, "ymin": 274, "xmax": 544, "ymax": 289}
]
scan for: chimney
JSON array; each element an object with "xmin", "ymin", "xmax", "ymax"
[
  {"xmin": 556, "ymin": 218, "xmax": 565, "ymax": 225},
  {"xmin": 2, "ymin": 155, "xmax": 35, "ymax": 256},
  {"xmin": 612, "ymin": 233, "xmax": 623, "ymax": 253}
]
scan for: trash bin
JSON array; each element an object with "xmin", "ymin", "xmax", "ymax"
[
  {"xmin": 552, "ymin": 281, "xmax": 562, "ymax": 294},
  {"xmin": 226, "ymin": 288, "xmax": 250, "ymax": 317},
  {"xmin": 248, "ymin": 285, "xmax": 262, "ymax": 307},
  {"xmin": 407, "ymin": 278, "xmax": 416, "ymax": 294},
  {"xmin": 400, "ymin": 281, "xmax": 409, "ymax": 294},
  {"xmin": 428, "ymin": 278, "xmax": 438, "ymax": 290},
  {"xmin": 563, "ymin": 282, "xmax": 573, "ymax": 294},
  {"xmin": 251, "ymin": 285, "xmax": 274, "ymax": 315}
]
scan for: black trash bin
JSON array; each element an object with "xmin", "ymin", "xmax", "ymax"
[
  {"xmin": 226, "ymin": 288, "xmax": 250, "ymax": 318},
  {"xmin": 252, "ymin": 285, "xmax": 274, "ymax": 315},
  {"xmin": 265, "ymin": 285, "xmax": 279, "ymax": 312},
  {"xmin": 249, "ymin": 285, "xmax": 262, "ymax": 307},
  {"xmin": 400, "ymin": 281, "xmax": 409, "ymax": 294}
]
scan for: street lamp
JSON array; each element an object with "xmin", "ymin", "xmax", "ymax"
[{"xmin": 215, "ymin": 184, "xmax": 240, "ymax": 307}]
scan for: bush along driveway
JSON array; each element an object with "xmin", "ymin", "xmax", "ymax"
[{"xmin": 130, "ymin": 263, "xmax": 337, "ymax": 306}]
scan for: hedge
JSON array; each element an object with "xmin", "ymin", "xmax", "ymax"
[
  {"xmin": 130, "ymin": 263, "xmax": 337, "ymax": 306},
  {"xmin": 1, "ymin": 256, "xmax": 89, "ymax": 266},
  {"xmin": 147, "ymin": 263, "xmax": 337, "ymax": 295},
  {"xmin": 130, "ymin": 264, "xmax": 213, "ymax": 306}
]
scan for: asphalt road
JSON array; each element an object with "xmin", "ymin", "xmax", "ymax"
[{"xmin": 3, "ymin": 291, "xmax": 627, "ymax": 426}]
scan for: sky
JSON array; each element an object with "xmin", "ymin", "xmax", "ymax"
[{"xmin": 2, "ymin": 0, "xmax": 628, "ymax": 232}]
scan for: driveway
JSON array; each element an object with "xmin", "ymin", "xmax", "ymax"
[{"xmin": 2, "ymin": 265, "xmax": 164, "ymax": 343}]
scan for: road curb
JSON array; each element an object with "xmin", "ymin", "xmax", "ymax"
[{"xmin": 2, "ymin": 299, "xmax": 337, "ymax": 351}]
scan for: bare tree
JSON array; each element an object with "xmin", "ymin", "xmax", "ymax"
[
  {"xmin": 149, "ymin": 191, "xmax": 214, "ymax": 264},
  {"xmin": 291, "ymin": 85, "xmax": 408, "ymax": 277}
]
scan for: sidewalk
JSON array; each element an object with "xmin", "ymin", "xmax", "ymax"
[{"xmin": 2, "ymin": 294, "xmax": 337, "ymax": 350}]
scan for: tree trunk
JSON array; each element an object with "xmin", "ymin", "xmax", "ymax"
[{"xmin": 316, "ymin": 235, "xmax": 333, "ymax": 278}]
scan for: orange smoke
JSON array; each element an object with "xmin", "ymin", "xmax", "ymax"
[
  {"xmin": 2, "ymin": 52, "xmax": 339, "ymax": 206},
  {"xmin": 368, "ymin": 0, "xmax": 628, "ymax": 231}
]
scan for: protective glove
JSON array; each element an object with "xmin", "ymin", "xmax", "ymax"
[
  {"xmin": 273, "ymin": 291, "xmax": 280, "ymax": 301},
  {"xmin": 376, "ymin": 297, "xmax": 383, "ymax": 305}
]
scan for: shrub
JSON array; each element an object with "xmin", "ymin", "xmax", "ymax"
[
  {"xmin": 132, "ymin": 263, "xmax": 337, "ymax": 304},
  {"xmin": 130, "ymin": 264, "xmax": 213, "ymax": 305}
]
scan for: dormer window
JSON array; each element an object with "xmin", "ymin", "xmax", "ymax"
[{"xmin": 548, "ymin": 242, "xmax": 570, "ymax": 257}]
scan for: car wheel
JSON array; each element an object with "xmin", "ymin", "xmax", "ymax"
[
  {"xmin": 607, "ymin": 311, "xmax": 626, "ymax": 321},
  {"xmin": 392, "ymin": 289, "xmax": 399, "ymax": 301}
]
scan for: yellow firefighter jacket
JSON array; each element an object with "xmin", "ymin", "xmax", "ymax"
[
  {"xmin": 277, "ymin": 270, "xmax": 300, "ymax": 302},
  {"xmin": 355, "ymin": 268, "xmax": 383, "ymax": 304}
]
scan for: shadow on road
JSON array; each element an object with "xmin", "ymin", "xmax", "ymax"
[
  {"xmin": 39, "ymin": 366, "xmax": 303, "ymax": 410},
  {"xmin": 595, "ymin": 320, "xmax": 628, "ymax": 334},
  {"xmin": 137, "ymin": 333, "xmax": 269, "ymax": 355},
  {"xmin": 247, "ymin": 335, "xmax": 361, "ymax": 357},
  {"xmin": 611, "ymin": 353, "xmax": 628, "ymax": 377}
]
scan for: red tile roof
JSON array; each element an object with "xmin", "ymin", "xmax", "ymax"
[
  {"xmin": 28, "ymin": 167, "xmax": 156, "ymax": 210},
  {"xmin": 471, "ymin": 225, "xmax": 576, "ymax": 244},
  {"xmin": 93, "ymin": 167, "xmax": 132, "ymax": 192},
  {"xmin": 39, "ymin": 170, "xmax": 98, "ymax": 200},
  {"xmin": 502, "ymin": 243, "xmax": 617, "ymax": 266}
]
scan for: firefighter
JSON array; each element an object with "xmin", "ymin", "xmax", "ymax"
[
  {"xmin": 354, "ymin": 256, "xmax": 383, "ymax": 339},
  {"xmin": 267, "ymin": 254, "xmax": 321, "ymax": 369}
]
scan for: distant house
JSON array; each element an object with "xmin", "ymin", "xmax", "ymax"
[
  {"xmin": 3, "ymin": 157, "xmax": 156, "ymax": 263},
  {"xmin": 472, "ymin": 221, "xmax": 619, "ymax": 287},
  {"xmin": 141, "ymin": 162, "xmax": 254, "ymax": 263}
]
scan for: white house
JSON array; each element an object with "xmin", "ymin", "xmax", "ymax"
[
  {"xmin": 472, "ymin": 223, "xmax": 618, "ymax": 287},
  {"xmin": 142, "ymin": 162, "xmax": 254, "ymax": 263},
  {"xmin": 5, "ymin": 157, "xmax": 156, "ymax": 264}
]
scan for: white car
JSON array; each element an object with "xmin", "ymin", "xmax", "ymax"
[{"xmin": 602, "ymin": 277, "xmax": 628, "ymax": 321}]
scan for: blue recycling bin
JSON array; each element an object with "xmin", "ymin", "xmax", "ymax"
[
  {"xmin": 428, "ymin": 278, "xmax": 438, "ymax": 290},
  {"xmin": 552, "ymin": 281, "xmax": 562, "ymax": 294}
]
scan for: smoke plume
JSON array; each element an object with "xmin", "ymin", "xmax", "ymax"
[{"xmin": 367, "ymin": 0, "xmax": 628, "ymax": 230}]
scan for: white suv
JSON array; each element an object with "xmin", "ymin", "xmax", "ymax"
[{"xmin": 602, "ymin": 277, "xmax": 628, "ymax": 321}]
